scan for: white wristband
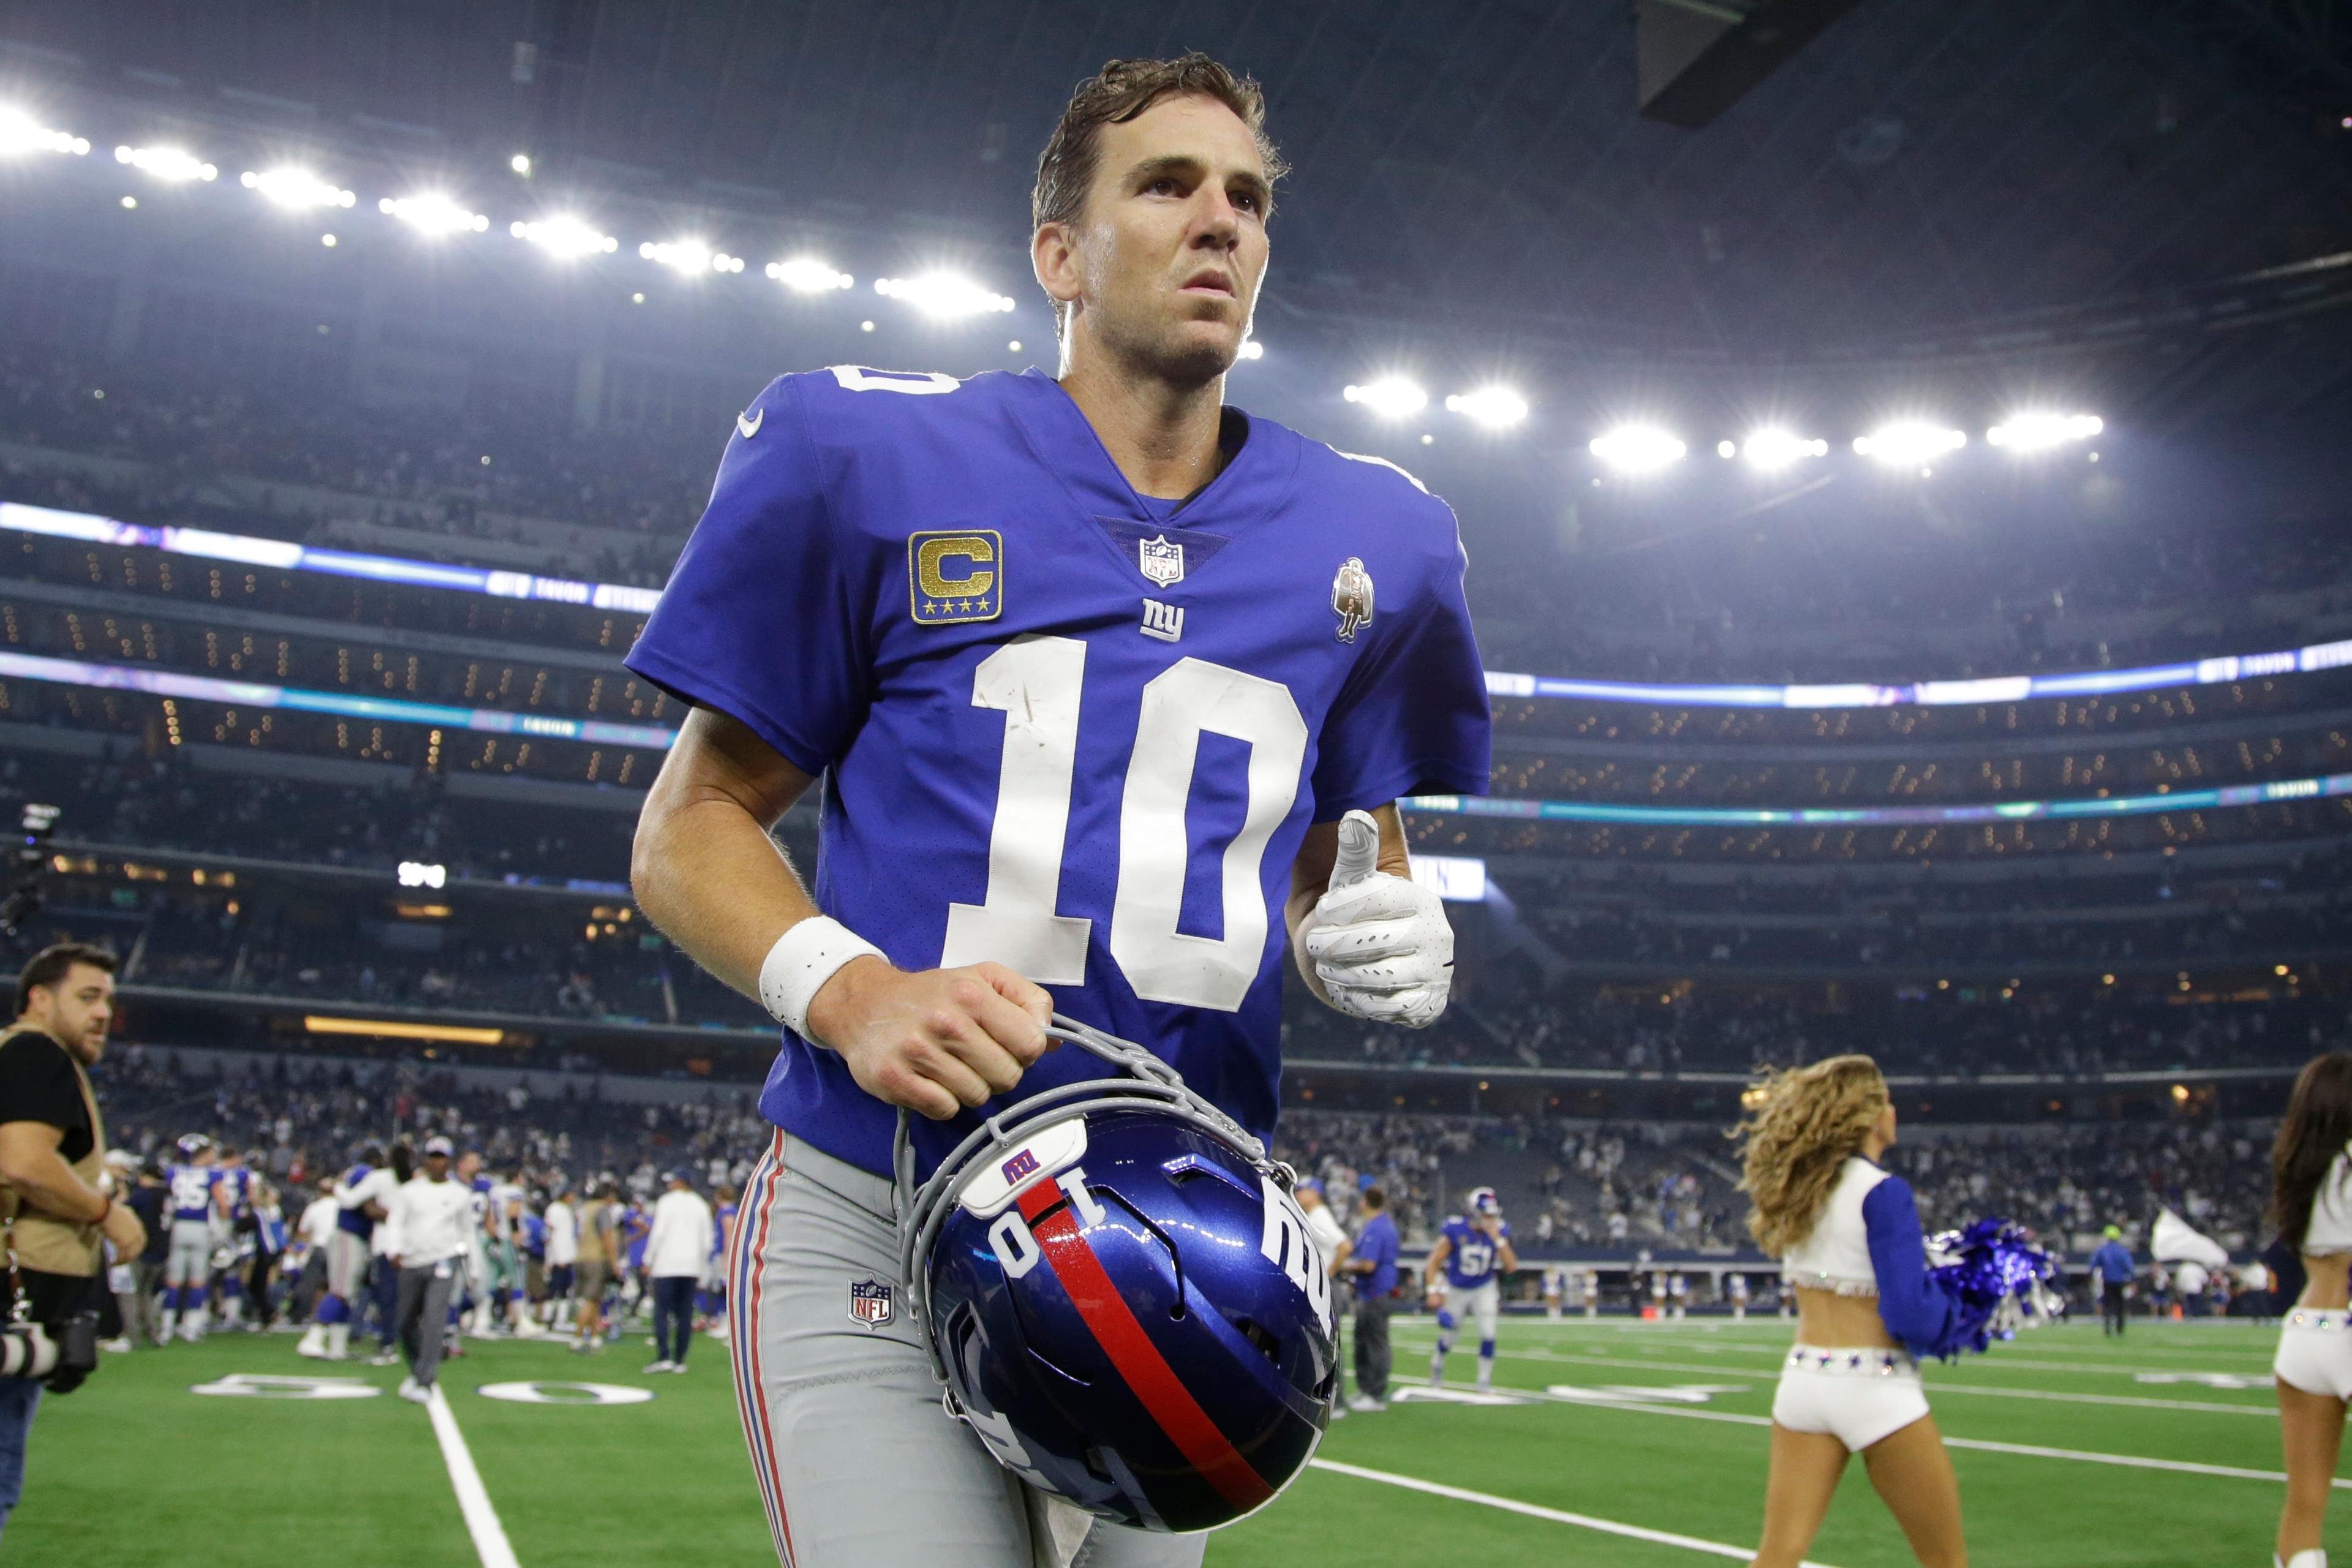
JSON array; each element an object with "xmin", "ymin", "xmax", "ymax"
[{"xmin": 758, "ymin": 916, "xmax": 886, "ymax": 1039}]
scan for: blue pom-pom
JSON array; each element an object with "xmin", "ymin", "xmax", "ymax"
[{"xmin": 1922, "ymin": 1218, "xmax": 2056, "ymax": 1359}]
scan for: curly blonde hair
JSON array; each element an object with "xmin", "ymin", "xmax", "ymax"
[{"xmin": 1734, "ymin": 1055, "xmax": 1890, "ymax": 1257}]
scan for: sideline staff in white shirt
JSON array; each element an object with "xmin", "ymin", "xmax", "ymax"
[
  {"xmin": 643, "ymin": 1170, "xmax": 714, "ymax": 1374},
  {"xmin": 390, "ymin": 1137, "xmax": 475, "ymax": 1403}
]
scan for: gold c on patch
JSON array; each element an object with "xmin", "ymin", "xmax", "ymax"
[{"xmin": 907, "ymin": 530, "xmax": 1003, "ymax": 625}]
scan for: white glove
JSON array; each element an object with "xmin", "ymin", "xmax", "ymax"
[{"xmin": 1302, "ymin": 809, "xmax": 1453, "ymax": 1028}]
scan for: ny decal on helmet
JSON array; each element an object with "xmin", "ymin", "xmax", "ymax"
[{"xmin": 895, "ymin": 1016, "xmax": 1336, "ymax": 1534}]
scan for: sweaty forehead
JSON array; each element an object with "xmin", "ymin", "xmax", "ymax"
[{"xmin": 1098, "ymin": 94, "xmax": 1265, "ymax": 183}]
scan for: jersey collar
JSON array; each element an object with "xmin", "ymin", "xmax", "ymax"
[{"xmin": 1005, "ymin": 368, "xmax": 1296, "ymax": 532}]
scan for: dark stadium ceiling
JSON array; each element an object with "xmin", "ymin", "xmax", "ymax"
[{"xmin": 5, "ymin": 0, "xmax": 2352, "ymax": 421}]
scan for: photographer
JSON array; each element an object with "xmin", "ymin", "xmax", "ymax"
[{"xmin": 0, "ymin": 943, "xmax": 146, "ymax": 1538}]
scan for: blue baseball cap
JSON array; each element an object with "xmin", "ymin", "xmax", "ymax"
[{"xmin": 1296, "ymin": 1177, "xmax": 1324, "ymax": 1196}]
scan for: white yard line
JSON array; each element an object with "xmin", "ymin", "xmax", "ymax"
[
  {"xmin": 1458, "ymin": 1380, "xmax": 2349, "ymax": 1490},
  {"xmin": 1401, "ymin": 1340, "xmax": 2276, "ymax": 1411},
  {"xmin": 427, "ymin": 1384, "xmax": 522, "ymax": 1568},
  {"xmin": 1310, "ymin": 1458, "xmax": 1838, "ymax": 1566}
]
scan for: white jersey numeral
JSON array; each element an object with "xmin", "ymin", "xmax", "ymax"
[{"xmin": 941, "ymin": 642, "xmax": 1306, "ymax": 1012}]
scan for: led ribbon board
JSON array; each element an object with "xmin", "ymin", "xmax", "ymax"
[
  {"xmin": 1405, "ymin": 774, "xmax": 2352, "ymax": 827},
  {"xmin": 10, "ymin": 501, "xmax": 2349, "ymax": 710}
]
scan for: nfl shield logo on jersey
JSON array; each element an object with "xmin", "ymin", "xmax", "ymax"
[
  {"xmin": 848, "ymin": 1278, "xmax": 895, "ymax": 1329},
  {"xmin": 1331, "ymin": 556, "xmax": 1375, "ymax": 643},
  {"xmin": 1137, "ymin": 533, "xmax": 1185, "ymax": 587}
]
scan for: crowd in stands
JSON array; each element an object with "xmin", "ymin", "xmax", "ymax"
[
  {"xmin": 88, "ymin": 1044, "xmax": 2271, "ymax": 1266},
  {"xmin": 9, "ymin": 344, "xmax": 2352, "ymax": 684}
]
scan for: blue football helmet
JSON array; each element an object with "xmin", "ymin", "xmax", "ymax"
[
  {"xmin": 176, "ymin": 1133, "xmax": 213, "ymax": 1158},
  {"xmin": 1468, "ymin": 1186, "xmax": 1500, "ymax": 1217},
  {"xmin": 897, "ymin": 1016, "xmax": 1336, "ymax": 1534}
]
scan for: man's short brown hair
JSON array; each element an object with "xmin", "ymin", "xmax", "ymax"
[
  {"xmin": 1032, "ymin": 53, "xmax": 1288, "ymax": 235},
  {"xmin": 13, "ymin": 941, "xmax": 117, "ymax": 1016}
]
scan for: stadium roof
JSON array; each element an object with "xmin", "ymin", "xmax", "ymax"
[{"xmin": 6, "ymin": 0, "xmax": 2351, "ymax": 429}]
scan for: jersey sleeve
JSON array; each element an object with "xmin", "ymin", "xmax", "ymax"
[
  {"xmin": 1861, "ymin": 1176, "xmax": 1964, "ymax": 1357},
  {"xmin": 623, "ymin": 375, "xmax": 878, "ymax": 775},
  {"xmin": 1310, "ymin": 513, "xmax": 1490, "ymax": 819}
]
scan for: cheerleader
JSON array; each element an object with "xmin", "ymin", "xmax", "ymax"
[
  {"xmin": 1736, "ymin": 1055, "xmax": 1968, "ymax": 1568},
  {"xmin": 2268, "ymin": 1051, "xmax": 2352, "ymax": 1568}
]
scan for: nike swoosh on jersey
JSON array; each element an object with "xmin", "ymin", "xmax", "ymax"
[{"xmin": 736, "ymin": 407, "xmax": 764, "ymax": 439}]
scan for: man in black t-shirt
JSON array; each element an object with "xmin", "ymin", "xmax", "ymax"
[{"xmin": 0, "ymin": 941, "xmax": 148, "ymax": 1539}]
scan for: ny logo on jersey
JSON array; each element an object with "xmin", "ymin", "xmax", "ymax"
[
  {"xmin": 848, "ymin": 1278, "xmax": 895, "ymax": 1329},
  {"xmin": 1139, "ymin": 599, "xmax": 1185, "ymax": 643},
  {"xmin": 1137, "ymin": 534, "xmax": 1185, "ymax": 587}
]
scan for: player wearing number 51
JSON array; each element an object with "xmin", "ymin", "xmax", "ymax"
[{"xmin": 625, "ymin": 52, "xmax": 1489, "ymax": 1568}]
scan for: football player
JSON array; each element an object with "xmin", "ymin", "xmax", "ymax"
[
  {"xmin": 211, "ymin": 1145, "xmax": 255, "ymax": 1330},
  {"xmin": 625, "ymin": 53, "xmax": 1489, "ymax": 1568},
  {"xmin": 157, "ymin": 1134, "xmax": 218, "ymax": 1343},
  {"xmin": 296, "ymin": 1143, "xmax": 396, "ymax": 1361},
  {"xmin": 1425, "ymin": 1187, "xmax": 1517, "ymax": 1392}
]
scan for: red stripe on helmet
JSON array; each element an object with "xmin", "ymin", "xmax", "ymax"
[{"xmin": 1025, "ymin": 1203, "xmax": 1275, "ymax": 1515}]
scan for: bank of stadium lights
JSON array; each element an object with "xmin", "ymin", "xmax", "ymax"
[
  {"xmin": 1589, "ymin": 423, "xmax": 1687, "ymax": 473},
  {"xmin": 1343, "ymin": 377, "xmax": 1428, "ymax": 419},
  {"xmin": 115, "ymin": 144, "xmax": 216, "ymax": 183},
  {"xmin": 639, "ymin": 238, "xmax": 744, "ymax": 276},
  {"xmin": 1986, "ymin": 410, "xmax": 2103, "ymax": 453},
  {"xmin": 1444, "ymin": 386, "xmax": 1529, "ymax": 430},
  {"xmin": 0, "ymin": 107, "xmax": 88, "ymax": 157},
  {"xmin": 1853, "ymin": 420, "xmax": 1966, "ymax": 466},
  {"xmin": 766, "ymin": 257, "xmax": 854, "ymax": 293},
  {"xmin": 511, "ymin": 214, "xmax": 618, "ymax": 258},
  {"xmin": 1719, "ymin": 427, "xmax": 1828, "ymax": 470},
  {"xmin": 873, "ymin": 273, "xmax": 1017, "ymax": 318},
  {"xmin": 240, "ymin": 167, "xmax": 355, "ymax": 210},
  {"xmin": 379, "ymin": 193, "xmax": 489, "ymax": 236}
]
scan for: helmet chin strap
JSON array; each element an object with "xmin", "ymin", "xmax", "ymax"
[{"xmin": 893, "ymin": 1013, "xmax": 1288, "ymax": 1387}]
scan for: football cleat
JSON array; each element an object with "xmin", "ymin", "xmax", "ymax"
[{"xmin": 897, "ymin": 1016, "xmax": 1336, "ymax": 1534}]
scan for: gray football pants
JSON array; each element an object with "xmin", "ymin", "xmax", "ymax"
[
  {"xmin": 395, "ymin": 1262, "xmax": 458, "ymax": 1387},
  {"xmin": 165, "ymin": 1219, "xmax": 213, "ymax": 1287},
  {"xmin": 728, "ymin": 1129, "xmax": 1205, "ymax": 1568}
]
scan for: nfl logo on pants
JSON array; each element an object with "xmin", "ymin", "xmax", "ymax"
[{"xmin": 848, "ymin": 1278, "xmax": 895, "ymax": 1329}]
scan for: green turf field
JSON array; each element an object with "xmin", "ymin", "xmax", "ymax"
[{"xmin": 10, "ymin": 1314, "xmax": 2317, "ymax": 1566}]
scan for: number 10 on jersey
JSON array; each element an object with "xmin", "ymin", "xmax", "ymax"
[{"xmin": 938, "ymin": 635, "xmax": 1308, "ymax": 1013}]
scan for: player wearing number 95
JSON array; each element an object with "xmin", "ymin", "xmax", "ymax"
[{"xmin": 625, "ymin": 53, "xmax": 1488, "ymax": 1568}]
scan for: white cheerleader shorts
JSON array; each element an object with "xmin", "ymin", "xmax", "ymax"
[
  {"xmin": 2275, "ymin": 1310, "xmax": 2352, "ymax": 1400},
  {"xmin": 1771, "ymin": 1346, "xmax": 1930, "ymax": 1452}
]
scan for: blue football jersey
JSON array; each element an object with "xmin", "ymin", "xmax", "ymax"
[
  {"xmin": 627, "ymin": 367, "xmax": 1491, "ymax": 1178},
  {"xmin": 166, "ymin": 1163, "xmax": 217, "ymax": 1223},
  {"xmin": 1441, "ymin": 1215, "xmax": 1509, "ymax": 1289}
]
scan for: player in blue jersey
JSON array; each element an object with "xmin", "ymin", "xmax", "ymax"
[
  {"xmin": 210, "ymin": 1145, "xmax": 256, "ymax": 1330},
  {"xmin": 158, "ymin": 1134, "xmax": 219, "ymax": 1343},
  {"xmin": 628, "ymin": 54, "xmax": 1489, "ymax": 1568},
  {"xmin": 297, "ymin": 1143, "xmax": 397, "ymax": 1360},
  {"xmin": 1424, "ymin": 1186, "xmax": 1517, "ymax": 1392}
]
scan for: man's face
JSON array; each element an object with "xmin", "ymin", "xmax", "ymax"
[
  {"xmin": 1043, "ymin": 93, "xmax": 1270, "ymax": 384},
  {"xmin": 24, "ymin": 962, "xmax": 114, "ymax": 1063},
  {"xmin": 1297, "ymin": 1187, "xmax": 1324, "ymax": 1212},
  {"xmin": 458, "ymin": 1152, "xmax": 482, "ymax": 1181},
  {"xmin": 426, "ymin": 1153, "xmax": 451, "ymax": 1182}
]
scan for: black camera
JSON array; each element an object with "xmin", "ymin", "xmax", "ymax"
[{"xmin": 0, "ymin": 1310, "xmax": 99, "ymax": 1393}]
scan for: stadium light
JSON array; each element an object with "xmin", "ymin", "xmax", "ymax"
[
  {"xmin": 639, "ymin": 238, "xmax": 743, "ymax": 276},
  {"xmin": 766, "ymin": 257, "xmax": 854, "ymax": 293},
  {"xmin": 396, "ymin": 860, "xmax": 447, "ymax": 889},
  {"xmin": 1589, "ymin": 424, "xmax": 1687, "ymax": 473},
  {"xmin": 873, "ymin": 273, "xmax": 1017, "ymax": 317},
  {"xmin": 512, "ymin": 215, "xmax": 619, "ymax": 258},
  {"xmin": 240, "ymin": 167, "xmax": 356, "ymax": 210},
  {"xmin": 1343, "ymin": 377, "xmax": 1429, "ymax": 419},
  {"xmin": 115, "ymin": 144, "xmax": 217, "ymax": 183},
  {"xmin": 1986, "ymin": 411, "xmax": 2103, "ymax": 451},
  {"xmin": 379, "ymin": 193, "xmax": 489, "ymax": 236},
  {"xmin": 509, "ymin": 153, "xmax": 532, "ymax": 176},
  {"xmin": 1237, "ymin": 338, "xmax": 1265, "ymax": 361},
  {"xmin": 1732, "ymin": 427, "xmax": 1830, "ymax": 471},
  {"xmin": 1444, "ymin": 386, "xmax": 1530, "ymax": 430},
  {"xmin": 0, "ymin": 107, "xmax": 89, "ymax": 157},
  {"xmin": 1854, "ymin": 421, "xmax": 1966, "ymax": 466}
]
